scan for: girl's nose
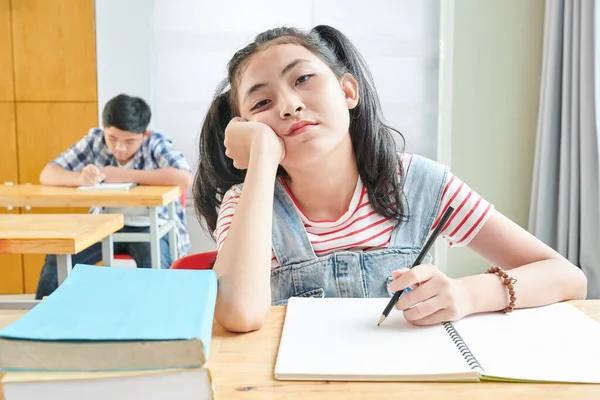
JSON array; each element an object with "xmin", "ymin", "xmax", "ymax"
[{"xmin": 280, "ymin": 97, "xmax": 306, "ymax": 119}]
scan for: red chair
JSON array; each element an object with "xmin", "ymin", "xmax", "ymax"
[
  {"xmin": 170, "ymin": 250, "xmax": 217, "ymax": 270},
  {"xmin": 113, "ymin": 190, "xmax": 186, "ymax": 264}
]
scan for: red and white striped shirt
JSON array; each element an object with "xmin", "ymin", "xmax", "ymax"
[{"xmin": 215, "ymin": 154, "xmax": 493, "ymax": 270}]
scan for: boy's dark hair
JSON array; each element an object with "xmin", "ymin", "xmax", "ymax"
[
  {"xmin": 102, "ymin": 94, "xmax": 152, "ymax": 133},
  {"xmin": 194, "ymin": 25, "xmax": 407, "ymax": 235}
]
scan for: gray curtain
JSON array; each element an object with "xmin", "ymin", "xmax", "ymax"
[{"xmin": 529, "ymin": 0, "xmax": 600, "ymax": 298}]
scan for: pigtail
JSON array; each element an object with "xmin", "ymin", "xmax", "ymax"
[
  {"xmin": 311, "ymin": 25, "xmax": 407, "ymax": 223},
  {"xmin": 194, "ymin": 80, "xmax": 246, "ymax": 236}
]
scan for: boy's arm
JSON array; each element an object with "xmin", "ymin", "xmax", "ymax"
[
  {"xmin": 129, "ymin": 134, "xmax": 192, "ymax": 188},
  {"xmin": 40, "ymin": 164, "xmax": 84, "ymax": 186},
  {"xmin": 39, "ymin": 130, "xmax": 96, "ymax": 187}
]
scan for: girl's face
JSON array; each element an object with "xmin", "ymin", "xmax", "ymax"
[{"xmin": 236, "ymin": 43, "xmax": 359, "ymax": 169}]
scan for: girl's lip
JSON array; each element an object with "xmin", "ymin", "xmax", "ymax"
[{"xmin": 286, "ymin": 121, "xmax": 317, "ymax": 136}]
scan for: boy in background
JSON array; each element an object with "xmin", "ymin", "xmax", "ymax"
[{"xmin": 36, "ymin": 94, "xmax": 192, "ymax": 299}]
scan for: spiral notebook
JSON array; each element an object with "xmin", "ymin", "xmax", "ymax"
[{"xmin": 275, "ymin": 298, "xmax": 600, "ymax": 383}]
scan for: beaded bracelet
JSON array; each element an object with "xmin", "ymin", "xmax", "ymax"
[{"xmin": 485, "ymin": 266, "xmax": 517, "ymax": 313}]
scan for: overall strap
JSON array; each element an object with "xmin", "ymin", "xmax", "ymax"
[
  {"xmin": 389, "ymin": 155, "xmax": 448, "ymax": 249},
  {"xmin": 271, "ymin": 178, "xmax": 318, "ymax": 266}
]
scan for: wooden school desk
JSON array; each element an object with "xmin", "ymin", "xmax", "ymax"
[
  {"xmin": 207, "ymin": 300, "xmax": 600, "ymax": 400},
  {"xmin": 0, "ymin": 214, "xmax": 124, "ymax": 310},
  {"xmin": 0, "ymin": 184, "xmax": 180, "ymax": 269},
  {"xmin": 0, "ymin": 301, "xmax": 598, "ymax": 399}
]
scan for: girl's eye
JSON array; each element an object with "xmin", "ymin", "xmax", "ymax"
[
  {"xmin": 251, "ymin": 99, "xmax": 270, "ymax": 111},
  {"xmin": 296, "ymin": 74, "xmax": 313, "ymax": 85}
]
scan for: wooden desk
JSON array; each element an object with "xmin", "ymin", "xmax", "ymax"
[
  {"xmin": 207, "ymin": 300, "xmax": 600, "ymax": 400},
  {"xmin": 1, "ymin": 302, "xmax": 598, "ymax": 398},
  {"xmin": 0, "ymin": 184, "xmax": 180, "ymax": 268},
  {"xmin": 0, "ymin": 214, "xmax": 123, "ymax": 309}
]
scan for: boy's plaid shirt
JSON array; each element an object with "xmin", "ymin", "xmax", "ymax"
[{"xmin": 51, "ymin": 128, "xmax": 191, "ymax": 255}]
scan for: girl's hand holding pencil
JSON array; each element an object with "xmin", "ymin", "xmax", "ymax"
[{"xmin": 387, "ymin": 265, "xmax": 471, "ymax": 326}]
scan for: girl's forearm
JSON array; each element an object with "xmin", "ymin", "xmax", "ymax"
[
  {"xmin": 460, "ymin": 260, "xmax": 587, "ymax": 315},
  {"xmin": 212, "ymin": 150, "xmax": 279, "ymax": 333}
]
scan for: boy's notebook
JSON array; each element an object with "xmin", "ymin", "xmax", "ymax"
[
  {"xmin": 275, "ymin": 298, "xmax": 600, "ymax": 383},
  {"xmin": 77, "ymin": 182, "xmax": 137, "ymax": 191},
  {"xmin": 0, "ymin": 265, "xmax": 218, "ymax": 373},
  {"xmin": 1, "ymin": 366, "xmax": 213, "ymax": 400}
]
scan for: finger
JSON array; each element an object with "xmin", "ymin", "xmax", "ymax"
[
  {"xmin": 230, "ymin": 117, "xmax": 246, "ymax": 123},
  {"xmin": 409, "ymin": 307, "xmax": 454, "ymax": 326},
  {"xmin": 391, "ymin": 268, "xmax": 409, "ymax": 280},
  {"xmin": 395, "ymin": 280, "xmax": 438, "ymax": 311},
  {"xmin": 387, "ymin": 264, "xmax": 436, "ymax": 293},
  {"xmin": 403, "ymin": 296, "xmax": 446, "ymax": 323}
]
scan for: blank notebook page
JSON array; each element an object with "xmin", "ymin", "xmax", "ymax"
[
  {"xmin": 275, "ymin": 298, "xmax": 473, "ymax": 381},
  {"xmin": 452, "ymin": 303, "xmax": 600, "ymax": 383}
]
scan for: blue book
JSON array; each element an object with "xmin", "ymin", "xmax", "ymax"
[{"xmin": 0, "ymin": 265, "xmax": 218, "ymax": 372}]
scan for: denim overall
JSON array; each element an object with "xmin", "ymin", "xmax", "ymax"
[{"xmin": 269, "ymin": 155, "xmax": 448, "ymax": 305}]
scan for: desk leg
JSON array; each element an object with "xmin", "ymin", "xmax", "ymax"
[
  {"xmin": 56, "ymin": 254, "xmax": 73, "ymax": 285},
  {"xmin": 168, "ymin": 201, "xmax": 178, "ymax": 262},
  {"xmin": 102, "ymin": 234, "xmax": 114, "ymax": 267},
  {"xmin": 150, "ymin": 207, "xmax": 160, "ymax": 269}
]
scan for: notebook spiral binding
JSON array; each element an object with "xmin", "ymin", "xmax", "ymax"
[{"xmin": 443, "ymin": 322, "xmax": 484, "ymax": 371}]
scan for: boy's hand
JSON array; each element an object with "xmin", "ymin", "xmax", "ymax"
[
  {"xmin": 101, "ymin": 166, "xmax": 132, "ymax": 183},
  {"xmin": 80, "ymin": 164, "xmax": 105, "ymax": 186},
  {"xmin": 387, "ymin": 265, "xmax": 472, "ymax": 326}
]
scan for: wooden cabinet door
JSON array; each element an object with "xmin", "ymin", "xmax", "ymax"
[
  {"xmin": 16, "ymin": 102, "xmax": 98, "ymax": 292},
  {"xmin": 11, "ymin": 0, "xmax": 97, "ymax": 101},
  {"xmin": 0, "ymin": 102, "xmax": 24, "ymax": 294},
  {"xmin": 0, "ymin": 0, "xmax": 14, "ymax": 101},
  {"xmin": 16, "ymin": 102, "xmax": 98, "ymax": 186}
]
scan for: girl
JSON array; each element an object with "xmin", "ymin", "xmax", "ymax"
[{"xmin": 194, "ymin": 25, "xmax": 587, "ymax": 333}]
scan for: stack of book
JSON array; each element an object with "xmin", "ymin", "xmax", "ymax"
[{"xmin": 0, "ymin": 264, "xmax": 218, "ymax": 400}]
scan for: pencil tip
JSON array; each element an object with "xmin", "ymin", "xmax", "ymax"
[{"xmin": 377, "ymin": 315, "xmax": 385, "ymax": 326}]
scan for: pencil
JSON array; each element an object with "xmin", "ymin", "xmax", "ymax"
[{"xmin": 377, "ymin": 206, "xmax": 454, "ymax": 326}]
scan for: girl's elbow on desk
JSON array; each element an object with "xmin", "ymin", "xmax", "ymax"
[
  {"xmin": 215, "ymin": 301, "xmax": 269, "ymax": 333},
  {"xmin": 213, "ymin": 276, "xmax": 270, "ymax": 332},
  {"xmin": 534, "ymin": 256, "xmax": 587, "ymax": 301},
  {"xmin": 567, "ymin": 263, "xmax": 588, "ymax": 300}
]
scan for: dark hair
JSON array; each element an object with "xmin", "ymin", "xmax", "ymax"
[
  {"xmin": 194, "ymin": 25, "xmax": 407, "ymax": 235},
  {"xmin": 102, "ymin": 94, "xmax": 152, "ymax": 133}
]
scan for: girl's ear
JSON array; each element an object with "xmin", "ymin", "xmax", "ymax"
[{"xmin": 340, "ymin": 73, "xmax": 359, "ymax": 110}]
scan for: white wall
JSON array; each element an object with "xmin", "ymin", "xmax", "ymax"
[
  {"xmin": 94, "ymin": 0, "xmax": 155, "ymax": 126},
  {"xmin": 447, "ymin": 0, "xmax": 545, "ymax": 277},
  {"xmin": 152, "ymin": 0, "xmax": 441, "ymax": 175}
]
